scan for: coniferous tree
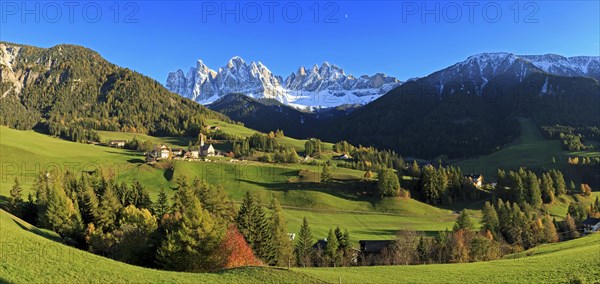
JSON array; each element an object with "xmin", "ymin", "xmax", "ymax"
[
  {"xmin": 295, "ymin": 217, "xmax": 314, "ymax": 267},
  {"xmin": 550, "ymin": 170, "xmax": 567, "ymax": 196},
  {"xmin": 96, "ymin": 185, "xmax": 123, "ymax": 231},
  {"xmin": 335, "ymin": 227, "xmax": 352, "ymax": 266},
  {"xmin": 526, "ymin": 172, "xmax": 542, "ymax": 208},
  {"xmin": 194, "ymin": 180, "xmax": 237, "ymax": 224},
  {"xmin": 269, "ymin": 198, "xmax": 294, "ymax": 266},
  {"xmin": 9, "ymin": 177, "xmax": 23, "ymax": 214},
  {"xmin": 568, "ymin": 180, "xmax": 576, "ymax": 194},
  {"xmin": 481, "ymin": 202, "xmax": 499, "ymax": 237},
  {"xmin": 80, "ymin": 184, "xmax": 99, "ymax": 225},
  {"xmin": 154, "ymin": 188, "xmax": 169, "ymax": 218},
  {"xmin": 540, "ymin": 173, "xmax": 555, "ymax": 204},
  {"xmin": 377, "ymin": 168, "xmax": 401, "ymax": 197},
  {"xmin": 321, "ymin": 163, "xmax": 333, "ymax": 183},
  {"xmin": 410, "ymin": 161, "xmax": 421, "ymax": 177},
  {"xmin": 324, "ymin": 228, "xmax": 340, "ymax": 267},
  {"xmin": 157, "ymin": 185, "xmax": 222, "ymax": 272},
  {"xmin": 564, "ymin": 214, "xmax": 580, "ymax": 240},
  {"xmin": 235, "ymin": 192, "xmax": 272, "ymax": 262},
  {"xmin": 542, "ymin": 214, "xmax": 558, "ymax": 243},
  {"xmin": 453, "ymin": 210, "xmax": 474, "ymax": 231},
  {"xmin": 43, "ymin": 175, "xmax": 83, "ymax": 239},
  {"xmin": 416, "ymin": 236, "xmax": 428, "ymax": 263}
]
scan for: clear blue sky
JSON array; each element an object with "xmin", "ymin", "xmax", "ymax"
[{"xmin": 1, "ymin": 1, "xmax": 598, "ymax": 82}]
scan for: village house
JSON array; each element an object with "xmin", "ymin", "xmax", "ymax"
[
  {"xmin": 146, "ymin": 144, "xmax": 171, "ymax": 163},
  {"xmin": 109, "ymin": 140, "xmax": 126, "ymax": 148},
  {"xmin": 171, "ymin": 148, "xmax": 184, "ymax": 157},
  {"xmin": 358, "ymin": 240, "xmax": 395, "ymax": 265},
  {"xmin": 333, "ymin": 154, "xmax": 352, "ymax": 160},
  {"xmin": 582, "ymin": 216, "xmax": 600, "ymax": 234},
  {"xmin": 206, "ymin": 125, "xmax": 220, "ymax": 131},
  {"xmin": 187, "ymin": 147, "xmax": 200, "ymax": 159},
  {"xmin": 464, "ymin": 174, "xmax": 484, "ymax": 188}
]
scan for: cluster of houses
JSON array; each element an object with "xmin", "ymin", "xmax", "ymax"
[{"xmin": 145, "ymin": 134, "xmax": 216, "ymax": 163}]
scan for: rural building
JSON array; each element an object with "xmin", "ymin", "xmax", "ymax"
[
  {"xmin": 109, "ymin": 140, "xmax": 126, "ymax": 148},
  {"xmin": 198, "ymin": 132, "xmax": 216, "ymax": 157},
  {"xmin": 582, "ymin": 216, "xmax": 600, "ymax": 234},
  {"xmin": 206, "ymin": 125, "xmax": 220, "ymax": 131},
  {"xmin": 333, "ymin": 154, "xmax": 352, "ymax": 160},
  {"xmin": 201, "ymin": 144, "xmax": 216, "ymax": 157},
  {"xmin": 358, "ymin": 240, "xmax": 395, "ymax": 265},
  {"xmin": 464, "ymin": 174, "xmax": 484, "ymax": 187},
  {"xmin": 171, "ymin": 148, "xmax": 184, "ymax": 156},
  {"xmin": 188, "ymin": 147, "xmax": 200, "ymax": 159},
  {"xmin": 146, "ymin": 144, "xmax": 171, "ymax": 163}
]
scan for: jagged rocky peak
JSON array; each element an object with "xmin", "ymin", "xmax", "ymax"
[{"xmin": 166, "ymin": 57, "xmax": 402, "ymax": 109}]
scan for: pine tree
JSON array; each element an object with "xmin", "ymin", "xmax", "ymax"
[
  {"xmin": 235, "ymin": 192, "xmax": 272, "ymax": 262},
  {"xmin": 321, "ymin": 163, "xmax": 332, "ymax": 183},
  {"xmin": 564, "ymin": 214, "xmax": 580, "ymax": 240},
  {"xmin": 481, "ymin": 202, "xmax": 499, "ymax": 237},
  {"xmin": 568, "ymin": 180, "xmax": 576, "ymax": 194},
  {"xmin": 540, "ymin": 173, "xmax": 555, "ymax": 204},
  {"xmin": 43, "ymin": 174, "xmax": 83, "ymax": 239},
  {"xmin": 527, "ymin": 172, "xmax": 542, "ymax": 208},
  {"xmin": 96, "ymin": 185, "xmax": 123, "ymax": 231},
  {"xmin": 295, "ymin": 217, "xmax": 314, "ymax": 267},
  {"xmin": 453, "ymin": 210, "xmax": 474, "ymax": 231},
  {"xmin": 154, "ymin": 188, "xmax": 169, "ymax": 218},
  {"xmin": 416, "ymin": 236, "xmax": 428, "ymax": 263},
  {"xmin": 550, "ymin": 170, "xmax": 566, "ymax": 196},
  {"xmin": 80, "ymin": 184, "xmax": 99, "ymax": 225},
  {"xmin": 157, "ymin": 185, "xmax": 222, "ymax": 272},
  {"xmin": 194, "ymin": 181, "xmax": 236, "ymax": 224},
  {"xmin": 335, "ymin": 227, "xmax": 352, "ymax": 266},
  {"xmin": 9, "ymin": 177, "xmax": 23, "ymax": 214},
  {"xmin": 542, "ymin": 214, "xmax": 558, "ymax": 243},
  {"xmin": 324, "ymin": 228, "xmax": 340, "ymax": 267},
  {"xmin": 378, "ymin": 168, "xmax": 401, "ymax": 197},
  {"xmin": 410, "ymin": 160, "xmax": 421, "ymax": 177},
  {"xmin": 269, "ymin": 198, "xmax": 293, "ymax": 266}
]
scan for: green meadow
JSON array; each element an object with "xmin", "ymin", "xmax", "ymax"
[
  {"xmin": 0, "ymin": 126, "xmax": 460, "ymax": 242},
  {"xmin": 1, "ymin": 209, "xmax": 597, "ymax": 283}
]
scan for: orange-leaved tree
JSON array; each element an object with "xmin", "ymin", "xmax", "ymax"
[{"xmin": 219, "ymin": 225, "xmax": 262, "ymax": 269}]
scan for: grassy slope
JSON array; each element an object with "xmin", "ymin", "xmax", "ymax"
[
  {"xmin": 0, "ymin": 209, "xmax": 320, "ymax": 284},
  {"xmin": 297, "ymin": 233, "xmax": 600, "ymax": 283},
  {"xmin": 456, "ymin": 118, "xmax": 566, "ymax": 178},
  {"xmin": 2, "ymin": 208, "xmax": 597, "ymax": 283},
  {"xmin": 455, "ymin": 117, "xmax": 600, "ymax": 218},
  {"xmin": 0, "ymin": 126, "xmax": 458, "ymax": 241}
]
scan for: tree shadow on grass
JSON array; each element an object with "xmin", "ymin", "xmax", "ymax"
[
  {"xmin": 127, "ymin": 158, "xmax": 145, "ymax": 164},
  {"xmin": 237, "ymin": 178, "xmax": 379, "ymax": 205},
  {"xmin": 13, "ymin": 220, "xmax": 63, "ymax": 243}
]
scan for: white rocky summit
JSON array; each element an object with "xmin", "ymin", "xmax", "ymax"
[{"xmin": 165, "ymin": 57, "xmax": 402, "ymax": 109}]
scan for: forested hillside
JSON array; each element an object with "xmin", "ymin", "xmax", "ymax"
[
  {"xmin": 323, "ymin": 72, "xmax": 600, "ymax": 159},
  {"xmin": 0, "ymin": 42, "xmax": 229, "ymax": 140}
]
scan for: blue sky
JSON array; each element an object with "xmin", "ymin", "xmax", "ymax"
[{"xmin": 1, "ymin": 1, "xmax": 599, "ymax": 82}]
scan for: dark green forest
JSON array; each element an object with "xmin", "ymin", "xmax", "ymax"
[{"xmin": 0, "ymin": 42, "xmax": 229, "ymax": 141}]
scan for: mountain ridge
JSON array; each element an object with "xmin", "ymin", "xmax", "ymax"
[{"xmin": 166, "ymin": 57, "xmax": 401, "ymax": 109}]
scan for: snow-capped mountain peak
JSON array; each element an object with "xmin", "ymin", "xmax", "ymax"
[{"xmin": 166, "ymin": 58, "xmax": 401, "ymax": 109}]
